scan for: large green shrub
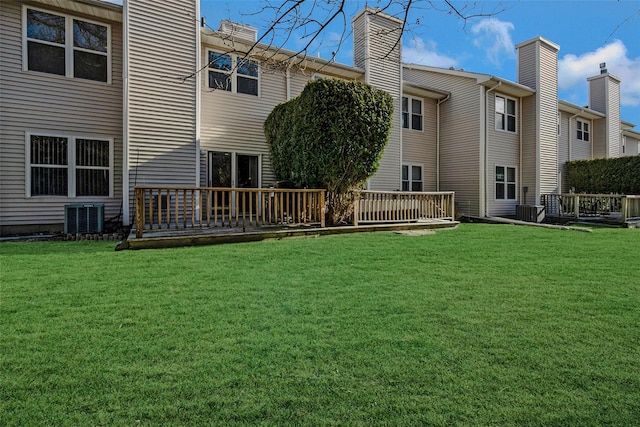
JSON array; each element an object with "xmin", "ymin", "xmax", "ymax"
[
  {"xmin": 264, "ymin": 78, "xmax": 394, "ymax": 224},
  {"xmin": 566, "ymin": 156, "xmax": 640, "ymax": 194}
]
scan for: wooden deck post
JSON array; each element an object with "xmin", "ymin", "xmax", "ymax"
[
  {"xmin": 135, "ymin": 188, "xmax": 144, "ymax": 238},
  {"xmin": 320, "ymin": 190, "xmax": 326, "ymax": 228},
  {"xmin": 621, "ymin": 196, "xmax": 628, "ymax": 222},
  {"xmin": 574, "ymin": 195, "xmax": 580, "ymax": 218},
  {"xmin": 353, "ymin": 191, "xmax": 359, "ymax": 227}
]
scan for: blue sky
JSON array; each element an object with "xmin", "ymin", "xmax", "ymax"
[{"xmin": 199, "ymin": 0, "xmax": 640, "ymax": 127}]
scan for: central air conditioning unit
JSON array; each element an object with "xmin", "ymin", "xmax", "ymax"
[{"xmin": 64, "ymin": 203, "xmax": 104, "ymax": 234}]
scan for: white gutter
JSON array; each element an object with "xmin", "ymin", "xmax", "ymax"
[
  {"xmin": 122, "ymin": 0, "xmax": 130, "ymax": 225},
  {"xmin": 286, "ymin": 68, "xmax": 291, "ymax": 100},
  {"xmin": 483, "ymin": 81, "xmax": 502, "ymax": 217},
  {"xmin": 436, "ymin": 94, "xmax": 451, "ymax": 191}
]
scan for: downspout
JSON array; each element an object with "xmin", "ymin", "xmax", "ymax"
[
  {"xmin": 483, "ymin": 81, "xmax": 502, "ymax": 217},
  {"xmin": 122, "ymin": 0, "xmax": 130, "ymax": 225},
  {"xmin": 436, "ymin": 94, "xmax": 451, "ymax": 191},
  {"xmin": 195, "ymin": 2, "xmax": 201, "ymax": 188},
  {"xmin": 286, "ymin": 67, "xmax": 291, "ymax": 100}
]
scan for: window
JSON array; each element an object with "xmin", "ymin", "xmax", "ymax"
[
  {"xmin": 24, "ymin": 7, "xmax": 110, "ymax": 82},
  {"xmin": 402, "ymin": 96, "xmax": 423, "ymax": 131},
  {"xmin": 577, "ymin": 120, "xmax": 590, "ymax": 142},
  {"xmin": 208, "ymin": 51, "xmax": 259, "ymax": 96},
  {"xmin": 27, "ymin": 133, "xmax": 112, "ymax": 197},
  {"xmin": 402, "ymin": 164, "xmax": 423, "ymax": 191},
  {"xmin": 496, "ymin": 95, "xmax": 516, "ymax": 132},
  {"xmin": 495, "ymin": 166, "xmax": 516, "ymax": 200}
]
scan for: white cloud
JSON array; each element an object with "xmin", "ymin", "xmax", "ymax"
[
  {"xmin": 402, "ymin": 38, "xmax": 459, "ymax": 68},
  {"xmin": 471, "ymin": 18, "xmax": 515, "ymax": 66},
  {"xmin": 558, "ymin": 40, "xmax": 640, "ymax": 107}
]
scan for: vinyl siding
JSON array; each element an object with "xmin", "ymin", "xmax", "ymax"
[
  {"xmin": 359, "ymin": 12, "xmax": 402, "ymax": 191},
  {"xmin": 0, "ymin": 0, "xmax": 123, "ymax": 232},
  {"xmin": 401, "ymin": 98, "xmax": 437, "ymax": 190},
  {"xmin": 538, "ymin": 43, "xmax": 559, "ymax": 195},
  {"xmin": 606, "ymin": 78, "xmax": 621, "ymax": 158},
  {"xmin": 517, "ymin": 39, "xmax": 559, "ymax": 204},
  {"xmin": 126, "ymin": 0, "xmax": 197, "ymax": 208},
  {"xmin": 486, "ymin": 93, "xmax": 520, "ymax": 216},
  {"xmin": 591, "ymin": 118, "xmax": 607, "ymax": 158},
  {"xmin": 199, "ymin": 47, "xmax": 290, "ymax": 188},
  {"xmin": 557, "ymin": 112, "xmax": 593, "ymax": 192},
  {"xmin": 403, "ymin": 68, "xmax": 482, "ymax": 216},
  {"xmin": 624, "ymin": 135, "xmax": 640, "ymax": 156}
]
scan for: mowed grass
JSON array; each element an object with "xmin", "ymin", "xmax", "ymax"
[{"xmin": 1, "ymin": 224, "xmax": 639, "ymax": 426}]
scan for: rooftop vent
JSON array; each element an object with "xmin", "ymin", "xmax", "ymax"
[
  {"xmin": 600, "ymin": 62, "xmax": 607, "ymax": 74},
  {"xmin": 218, "ymin": 20, "xmax": 258, "ymax": 42}
]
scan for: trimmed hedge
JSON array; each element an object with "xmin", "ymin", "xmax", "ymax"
[
  {"xmin": 264, "ymin": 78, "xmax": 394, "ymax": 223},
  {"xmin": 566, "ymin": 156, "xmax": 640, "ymax": 194}
]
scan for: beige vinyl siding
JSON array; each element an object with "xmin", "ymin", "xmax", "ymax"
[
  {"xmin": 200, "ymin": 47, "xmax": 290, "ymax": 188},
  {"xmin": 592, "ymin": 118, "xmax": 607, "ymax": 158},
  {"xmin": 538, "ymin": 42, "xmax": 559, "ymax": 195},
  {"xmin": 126, "ymin": 0, "xmax": 197, "ymax": 209},
  {"xmin": 403, "ymin": 68, "xmax": 482, "ymax": 216},
  {"xmin": 624, "ymin": 135, "xmax": 640, "ymax": 156},
  {"xmin": 352, "ymin": 13, "xmax": 366, "ymax": 70},
  {"xmin": 589, "ymin": 77, "xmax": 607, "ymax": 114},
  {"xmin": 557, "ymin": 111, "xmax": 569, "ymax": 192},
  {"xmin": 518, "ymin": 43, "xmax": 538, "ymax": 204},
  {"xmin": 0, "ymin": 0, "xmax": 123, "ymax": 232},
  {"xmin": 606, "ymin": 78, "xmax": 621, "ymax": 158},
  {"xmin": 401, "ymin": 97, "xmax": 437, "ymax": 190},
  {"xmin": 361, "ymin": 12, "xmax": 402, "ymax": 191},
  {"xmin": 486, "ymin": 92, "xmax": 520, "ymax": 216},
  {"xmin": 571, "ymin": 117, "xmax": 593, "ymax": 160}
]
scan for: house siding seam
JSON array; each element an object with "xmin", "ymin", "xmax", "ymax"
[{"xmin": 0, "ymin": 0, "xmax": 123, "ymax": 231}]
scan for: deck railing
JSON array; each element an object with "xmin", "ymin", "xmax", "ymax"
[
  {"xmin": 541, "ymin": 193, "xmax": 640, "ymax": 222},
  {"xmin": 353, "ymin": 190, "xmax": 455, "ymax": 226},
  {"xmin": 134, "ymin": 187, "xmax": 325, "ymax": 238}
]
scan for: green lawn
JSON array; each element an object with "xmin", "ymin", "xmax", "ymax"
[{"xmin": 1, "ymin": 224, "xmax": 639, "ymax": 426}]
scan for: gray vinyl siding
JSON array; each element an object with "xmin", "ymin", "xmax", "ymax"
[
  {"xmin": 486, "ymin": 92, "xmax": 519, "ymax": 216},
  {"xmin": 126, "ymin": 0, "xmax": 197, "ymax": 205},
  {"xmin": 0, "ymin": 0, "xmax": 123, "ymax": 232},
  {"xmin": 589, "ymin": 75, "xmax": 621, "ymax": 159},
  {"xmin": 538, "ymin": 43, "xmax": 559, "ymax": 195},
  {"xmin": 403, "ymin": 68, "xmax": 482, "ymax": 216},
  {"xmin": 401, "ymin": 97, "xmax": 437, "ymax": 190},
  {"xmin": 558, "ymin": 111, "xmax": 569, "ymax": 193},
  {"xmin": 366, "ymin": 14, "xmax": 402, "ymax": 191}
]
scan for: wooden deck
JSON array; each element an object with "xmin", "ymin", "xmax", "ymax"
[
  {"xmin": 117, "ymin": 186, "xmax": 459, "ymax": 250},
  {"xmin": 116, "ymin": 220, "xmax": 459, "ymax": 250}
]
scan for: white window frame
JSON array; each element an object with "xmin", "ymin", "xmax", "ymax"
[
  {"xmin": 22, "ymin": 5, "xmax": 111, "ymax": 84},
  {"xmin": 206, "ymin": 49, "xmax": 260, "ymax": 96},
  {"xmin": 402, "ymin": 96, "xmax": 423, "ymax": 131},
  {"xmin": 576, "ymin": 119, "xmax": 590, "ymax": 142},
  {"xmin": 495, "ymin": 95, "xmax": 517, "ymax": 133},
  {"xmin": 25, "ymin": 131, "xmax": 114, "ymax": 198},
  {"xmin": 495, "ymin": 165, "xmax": 517, "ymax": 200},
  {"xmin": 402, "ymin": 163, "xmax": 423, "ymax": 192}
]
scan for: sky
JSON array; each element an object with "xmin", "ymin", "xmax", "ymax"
[{"xmin": 199, "ymin": 0, "xmax": 640, "ymax": 128}]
